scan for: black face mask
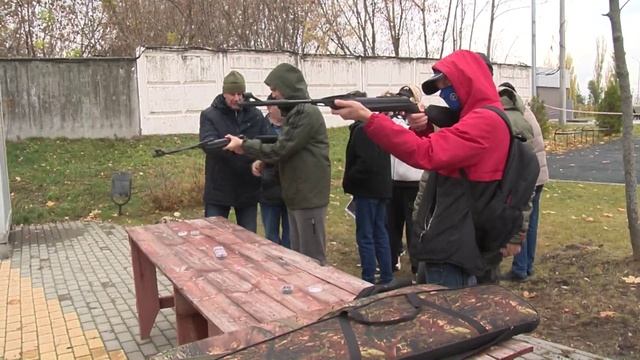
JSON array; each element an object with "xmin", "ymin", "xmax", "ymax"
[{"xmin": 425, "ymin": 105, "xmax": 460, "ymax": 128}]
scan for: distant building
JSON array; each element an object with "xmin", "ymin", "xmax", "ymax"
[{"xmin": 536, "ymin": 67, "xmax": 573, "ymax": 121}]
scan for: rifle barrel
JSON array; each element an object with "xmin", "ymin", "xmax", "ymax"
[{"xmin": 240, "ymin": 93, "xmax": 421, "ymax": 114}]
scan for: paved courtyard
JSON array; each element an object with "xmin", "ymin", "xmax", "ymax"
[{"xmin": 0, "ymin": 221, "xmax": 611, "ymax": 359}]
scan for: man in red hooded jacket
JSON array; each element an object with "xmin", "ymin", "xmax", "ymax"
[{"xmin": 332, "ymin": 50, "xmax": 520, "ymax": 288}]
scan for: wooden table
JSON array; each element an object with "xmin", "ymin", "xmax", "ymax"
[{"xmin": 127, "ymin": 217, "xmax": 370, "ymax": 345}]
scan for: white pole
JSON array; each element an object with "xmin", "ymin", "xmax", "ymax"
[
  {"xmin": 559, "ymin": 0, "xmax": 566, "ymax": 125},
  {"xmin": 531, "ymin": 0, "xmax": 537, "ymax": 98}
]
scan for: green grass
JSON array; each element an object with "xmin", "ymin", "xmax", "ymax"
[{"xmin": 6, "ymin": 127, "xmax": 637, "ymax": 274}]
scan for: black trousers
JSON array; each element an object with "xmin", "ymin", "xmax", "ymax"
[{"xmin": 387, "ymin": 183, "xmax": 419, "ymax": 273}]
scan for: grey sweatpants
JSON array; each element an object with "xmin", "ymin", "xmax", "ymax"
[{"xmin": 287, "ymin": 206, "xmax": 327, "ymax": 266}]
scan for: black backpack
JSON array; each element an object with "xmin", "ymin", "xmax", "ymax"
[{"xmin": 463, "ymin": 105, "xmax": 540, "ymax": 264}]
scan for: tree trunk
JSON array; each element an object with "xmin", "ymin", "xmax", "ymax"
[
  {"xmin": 421, "ymin": 1, "xmax": 428, "ymax": 57},
  {"xmin": 486, "ymin": 0, "xmax": 496, "ymax": 59},
  {"xmin": 606, "ymin": 0, "xmax": 640, "ymax": 258},
  {"xmin": 468, "ymin": 0, "xmax": 477, "ymax": 49},
  {"xmin": 439, "ymin": 0, "xmax": 454, "ymax": 58}
]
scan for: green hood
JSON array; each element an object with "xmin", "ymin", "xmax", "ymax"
[
  {"xmin": 498, "ymin": 86, "xmax": 526, "ymax": 114},
  {"xmin": 265, "ymin": 63, "xmax": 309, "ymax": 100}
]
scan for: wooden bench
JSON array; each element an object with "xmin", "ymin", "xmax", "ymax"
[{"xmin": 126, "ymin": 217, "xmax": 370, "ymax": 345}]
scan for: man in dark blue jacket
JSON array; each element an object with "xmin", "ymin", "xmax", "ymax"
[{"xmin": 199, "ymin": 70, "xmax": 269, "ymax": 232}]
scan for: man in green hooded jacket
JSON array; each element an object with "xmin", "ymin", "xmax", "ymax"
[{"xmin": 224, "ymin": 63, "xmax": 331, "ymax": 265}]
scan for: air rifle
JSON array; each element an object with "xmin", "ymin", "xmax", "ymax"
[
  {"xmin": 152, "ymin": 135, "xmax": 277, "ymax": 158},
  {"xmin": 240, "ymin": 92, "xmax": 421, "ymax": 114}
]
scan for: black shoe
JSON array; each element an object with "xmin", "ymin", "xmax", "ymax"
[{"xmin": 500, "ymin": 271, "xmax": 528, "ymax": 282}]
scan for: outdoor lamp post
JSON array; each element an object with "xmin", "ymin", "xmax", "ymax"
[{"xmin": 111, "ymin": 171, "xmax": 132, "ymax": 216}]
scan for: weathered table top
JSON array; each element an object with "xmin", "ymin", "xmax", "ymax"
[{"xmin": 126, "ymin": 217, "xmax": 370, "ymax": 334}]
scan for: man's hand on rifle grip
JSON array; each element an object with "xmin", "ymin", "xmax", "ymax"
[
  {"xmin": 407, "ymin": 103, "xmax": 429, "ymax": 131},
  {"xmin": 331, "ymin": 99, "xmax": 373, "ymax": 122},
  {"xmin": 223, "ymin": 134, "xmax": 245, "ymax": 154}
]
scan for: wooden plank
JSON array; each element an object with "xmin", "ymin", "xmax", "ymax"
[
  {"xmin": 483, "ymin": 342, "xmax": 533, "ymax": 360},
  {"xmin": 258, "ymin": 240, "xmax": 370, "ymax": 295},
  {"xmin": 159, "ymin": 295, "xmax": 174, "ymax": 309},
  {"xmin": 500, "ymin": 339, "xmax": 534, "ymax": 356},
  {"xmin": 130, "ymin": 238, "xmax": 160, "ymax": 340},
  {"xmin": 174, "ymin": 286, "xmax": 209, "ymax": 345},
  {"xmin": 181, "ymin": 279, "xmax": 260, "ymax": 333},
  {"xmin": 468, "ymin": 354, "xmax": 498, "ymax": 360}
]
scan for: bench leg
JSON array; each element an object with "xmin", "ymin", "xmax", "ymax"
[
  {"xmin": 175, "ymin": 286, "xmax": 209, "ymax": 344},
  {"xmin": 131, "ymin": 239, "xmax": 160, "ymax": 340}
]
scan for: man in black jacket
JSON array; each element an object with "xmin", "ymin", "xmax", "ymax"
[
  {"xmin": 343, "ymin": 120, "xmax": 393, "ymax": 284},
  {"xmin": 199, "ymin": 70, "xmax": 269, "ymax": 232}
]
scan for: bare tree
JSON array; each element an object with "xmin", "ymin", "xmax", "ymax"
[
  {"xmin": 383, "ymin": 0, "xmax": 410, "ymax": 57},
  {"xmin": 411, "ymin": 0, "xmax": 429, "ymax": 57},
  {"xmin": 468, "ymin": 0, "xmax": 478, "ymax": 49},
  {"xmin": 604, "ymin": 0, "xmax": 640, "ymax": 258},
  {"xmin": 439, "ymin": 0, "xmax": 454, "ymax": 58},
  {"xmin": 486, "ymin": 0, "xmax": 496, "ymax": 59}
]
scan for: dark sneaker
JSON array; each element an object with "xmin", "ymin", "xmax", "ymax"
[{"xmin": 500, "ymin": 271, "xmax": 528, "ymax": 282}]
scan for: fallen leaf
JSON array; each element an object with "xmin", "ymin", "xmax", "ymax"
[
  {"xmin": 522, "ymin": 291, "xmax": 537, "ymax": 299},
  {"xmin": 617, "ymin": 208, "xmax": 626, "ymax": 212},
  {"xmin": 542, "ymin": 210, "xmax": 556, "ymax": 214},
  {"xmin": 15, "ymin": 176, "xmax": 21, "ymax": 182},
  {"xmin": 583, "ymin": 217, "xmax": 594, "ymax": 222},
  {"xmin": 599, "ymin": 311, "xmax": 616, "ymax": 318},
  {"xmin": 621, "ymin": 276, "xmax": 640, "ymax": 284},
  {"xmin": 46, "ymin": 201, "xmax": 55, "ymax": 208},
  {"xmin": 570, "ymin": 215, "xmax": 578, "ymax": 220},
  {"xmin": 602, "ymin": 213, "xmax": 613, "ymax": 218}
]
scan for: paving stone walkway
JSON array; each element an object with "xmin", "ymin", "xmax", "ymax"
[
  {"xmin": 0, "ymin": 221, "xmax": 612, "ymax": 359},
  {"xmin": 1, "ymin": 221, "xmax": 177, "ymax": 360}
]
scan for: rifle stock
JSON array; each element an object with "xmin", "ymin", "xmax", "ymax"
[{"xmin": 240, "ymin": 92, "xmax": 421, "ymax": 114}]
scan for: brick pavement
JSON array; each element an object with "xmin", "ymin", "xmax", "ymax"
[
  {"xmin": 0, "ymin": 221, "xmax": 611, "ymax": 360},
  {"xmin": 1, "ymin": 221, "xmax": 177, "ymax": 360}
]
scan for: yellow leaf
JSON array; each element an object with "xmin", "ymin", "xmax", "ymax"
[
  {"xmin": 621, "ymin": 276, "xmax": 640, "ymax": 284},
  {"xmin": 599, "ymin": 311, "xmax": 616, "ymax": 318},
  {"xmin": 15, "ymin": 176, "xmax": 21, "ymax": 182},
  {"xmin": 542, "ymin": 210, "xmax": 556, "ymax": 214},
  {"xmin": 602, "ymin": 213, "xmax": 613, "ymax": 218},
  {"xmin": 46, "ymin": 201, "xmax": 55, "ymax": 208},
  {"xmin": 173, "ymin": 212, "xmax": 181, "ymax": 218},
  {"xmin": 617, "ymin": 208, "xmax": 626, "ymax": 212},
  {"xmin": 584, "ymin": 217, "xmax": 594, "ymax": 222}
]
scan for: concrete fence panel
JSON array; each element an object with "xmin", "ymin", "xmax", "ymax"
[{"xmin": 0, "ymin": 59, "xmax": 139, "ymax": 140}]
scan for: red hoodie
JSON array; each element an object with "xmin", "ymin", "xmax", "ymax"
[{"xmin": 363, "ymin": 50, "xmax": 509, "ymax": 181}]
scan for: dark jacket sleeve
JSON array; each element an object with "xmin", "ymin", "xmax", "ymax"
[
  {"xmin": 199, "ymin": 110, "xmax": 249, "ymax": 174},
  {"xmin": 242, "ymin": 104, "xmax": 319, "ymax": 163}
]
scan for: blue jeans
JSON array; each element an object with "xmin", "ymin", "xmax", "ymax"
[
  {"xmin": 260, "ymin": 203, "xmax": 290, "ymax": 248},
  {"xmin": 205, "ymin": 204, "xmax": 257, "ymax": 233},
  {"xmin": 511, "ymin": 185, "xmax": 544, "ymax": 278},
  {"xmin": 420, "ymin": 262, "xmax": 477, "ymax": 289},
  {"xmin": 354, "ymin": 197, "xmax": 393, "ymax": 284}
]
